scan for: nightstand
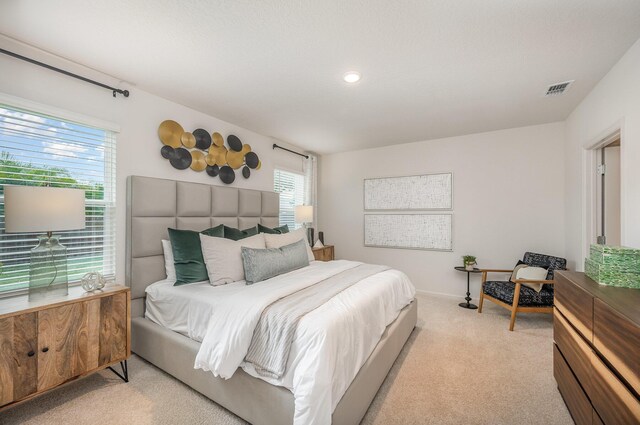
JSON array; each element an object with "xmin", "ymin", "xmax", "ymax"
[
  {"xmin": 0, "ymin": 285, "xmax": 130, "ymax": 410},
  {"xmin": 312, "ymin": 245, "xmax": 335, "ymax": 261}
]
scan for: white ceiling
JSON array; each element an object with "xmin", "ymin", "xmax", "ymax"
[{"xmin": 1, "ymin": 1, "xmax": 640, "ymax": 154}]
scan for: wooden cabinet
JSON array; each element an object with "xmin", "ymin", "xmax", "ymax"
[
  {"xmin": 0, "ymin": 312, "xmax": 37, "ymax": 405},
  {"xmin": 554, "ymin": 272, "xmax": 640, "ymax": 425},
  {"xmin": 0, "ymin": 286, "xmax": 130, "ymax": 410},
  {"xmin": 313, "ymin": 245, "xmax": 335, "ymax": 261}
]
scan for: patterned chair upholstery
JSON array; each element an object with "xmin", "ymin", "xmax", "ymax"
[{"xmin": 478, "ymin": 252, "xmax": 567, "ymax": 330}]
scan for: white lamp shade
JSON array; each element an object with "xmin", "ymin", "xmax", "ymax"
[
  {"xmin": 4, "ymin": 186, "xmax": 85, "ymax": 233},
  {"xmin": 294, "ymin": 205, "xmax": 314, "ymax": 223}
]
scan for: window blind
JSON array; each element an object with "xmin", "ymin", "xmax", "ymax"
[
  {"xmin": 0, "ymin": 104, "xmax": 116, "ymax": 293},
  {"xmin": 274, "ymin": 169, "xmax": 304, "ymax": 230}
]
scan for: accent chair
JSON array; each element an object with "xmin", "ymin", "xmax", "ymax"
[{"xmin": 478, "ymin": 252, "xmax": 567, "ymax": 331}]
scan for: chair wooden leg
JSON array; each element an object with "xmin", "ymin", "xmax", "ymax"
[
  {"xmin": 509, "ymin": 283, "xmax": 522, "ymax": 331},
  {"xmin": 478, "ymin": 272, "xmax": 487, "ymax": 313}
]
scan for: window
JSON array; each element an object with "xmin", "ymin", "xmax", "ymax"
[
  {"xmin": 0, "ymin": 104, "xmax": 116, "ymax": 293},
  {"xmin": 274, "ymin": 169, "xmax": 305, "ymax": 230}
]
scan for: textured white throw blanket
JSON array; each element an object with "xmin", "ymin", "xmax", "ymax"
[
  {"xmin": 194, "ymin": 260, "xmax": 416, "ymax": 425},
  {"xmin": 245, "ymin": 263, "xmax": 390, "ymax": 379}
]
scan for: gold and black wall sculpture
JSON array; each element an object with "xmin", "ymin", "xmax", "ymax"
[{"xmin": 158, "ymin": 120, "xmax": 261, "ymax": 184}]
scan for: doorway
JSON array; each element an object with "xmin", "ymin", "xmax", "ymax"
[{"xmin": 595, "ymin": 137, "xmax": 621, "ymax": 246}]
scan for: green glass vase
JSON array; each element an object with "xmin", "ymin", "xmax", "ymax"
[{"xmin": 28, "ymin": 234, "xmax": 69, "ymax": 301}]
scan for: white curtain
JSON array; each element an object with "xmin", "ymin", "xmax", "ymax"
[{"xmin": 303, "ymin": 153, "xmax": 318, "ymax": 232}]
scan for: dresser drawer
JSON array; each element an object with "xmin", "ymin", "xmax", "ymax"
[
  {"xmin": 592, "ymin": 409, "xmax": 604, "ymax": 425},
  {"xmin": 554, "ymin": 344, "xmax": 593, "ymax": 425},
  {"xmin": 554, "ymin": 309, "xmax": 593, "ymax": 398},
  {"xmin": 591, "ymin": 349, "xmax": 640, "ymax": 425},
  {"xmin": 556, "ymin": 273, "xmax": 594, "ymax": 342},
  {"xmin": 593, "ymin": 298, "xmax": 640, "ymax": 396}
]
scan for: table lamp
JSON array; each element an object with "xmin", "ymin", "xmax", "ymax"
[
  {"xmin": 294, "ymin": 205, "xmax": 314, "ymax": 246},
  {"xmin": 5, "ymin": 186, "xmax": 85, "ymax": 300}
]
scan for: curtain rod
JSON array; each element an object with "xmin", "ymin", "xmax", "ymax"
[
  {"xmin": 0, "ymin": 48, "xmax": 130, "ymax": 98},
  {"xmin": 273, "ymin": 143, "xmax": 309, "ymax": 159}
]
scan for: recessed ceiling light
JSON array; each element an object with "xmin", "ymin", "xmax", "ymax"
[{"xmin": 343, "ymin": 71, "xmax": 361, "ymax": 83}]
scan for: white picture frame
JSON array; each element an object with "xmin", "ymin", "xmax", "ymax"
[
  {"xmin": 363, "ymin": 173, "xmax": 453, "ymax": 211},
  {"xmin": 364, "ymin": 213, "xmax": 453, "ymax": 251}
]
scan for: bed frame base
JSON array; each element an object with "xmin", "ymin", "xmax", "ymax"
[{"xmin": 131, "ymin": 299, "xmax": 417, "ymax": 425}]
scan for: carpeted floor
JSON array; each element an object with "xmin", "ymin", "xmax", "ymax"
[{"xmin": 1, "ymin": 293, "xmax": 572, "ymax": 425}]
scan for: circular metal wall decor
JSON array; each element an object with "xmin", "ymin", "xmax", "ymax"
[
  {"xmin": 219, "ymin": 165, "xmax": 235, "ymax": 184},
  {"xmin": 206, "ymin": 164, "xmax": 220, "ymax": 177},
  {"xmin": 190, "ymin": 150, "xmax": 207, "ymax": 171},
  {"xmin": 227, "ymin": 134, "xmax": 243, "ymax": 152},
  {"xmin": 161, "ymin": 145, "xmax": 176, "ymax": 160},
  {"xmin": 158, "ymin": 120, "xmax": 183, "ymax": 148},
  {"xmin": 207, "ymin": 145, "xmax": 228, "ymax": 166},
  {"xmin": 245, "ymin": 151, "xmax": 259, "ymax": 169},
  {"xmin": 212, "ymin": 132, "xmax": 224, "ymax": 147},
  {"xmin": 170, "ymin": 147, "xmax": 192, "ymax": 169},
  {"xmin": 226, "ymin": 150, "xmax": 244, "ymax": 169},
  {"xmin": 193, "ymin": 128, "xmax": 212, "ymax": 150},
  {"xmin": 181, "ymin": 132, "xmax": 196, "ymax": 148},
  {"xmin": 158, "ymin": 121, "xmax": 259, "ymax": 184}
]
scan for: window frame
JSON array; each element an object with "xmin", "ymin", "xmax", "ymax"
[{"xmin": 0, "ymin": 93, "xmax": 119, "ymax": 298}]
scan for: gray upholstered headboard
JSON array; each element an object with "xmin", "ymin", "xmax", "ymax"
[{"xmin": 126, "ymin": 175, "xmax": 280, "ymax": 317}]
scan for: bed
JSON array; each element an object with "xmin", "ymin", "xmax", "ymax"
[{"xmin": 126, "ymin": 175, "xmax": 418, "ymax": 425}]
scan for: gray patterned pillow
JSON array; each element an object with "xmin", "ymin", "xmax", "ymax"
[{"xmin": 241, "ymin": 239, "xmax": 310, "ymax": 285}]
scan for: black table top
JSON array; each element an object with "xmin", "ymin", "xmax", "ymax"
[{"xmin": 454, "ymin": 266, "xmax": 482, "ymax": 273}]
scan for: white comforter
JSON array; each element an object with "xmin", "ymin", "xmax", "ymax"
[{"xmin": 192, "ymin": 260, "xmax": 415, "ymax": 425}]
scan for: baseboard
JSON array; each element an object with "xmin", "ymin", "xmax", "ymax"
[{"xmin": 415, "ymin": 288, "xmax": 476, "ymax": 302}]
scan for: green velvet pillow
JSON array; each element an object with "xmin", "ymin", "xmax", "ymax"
[
  {"xmin": 201, "ymin": 224, "xmax": 225, "ymax": 238},
  {"xmin": 257, "ymin": 223, "xmax": 289, "ymax": 234},
  {"xmin": 223, "ymin": 225, "xmax": 259, "ymax": 241},
  {"xmin": 276, "ymin": 224, "xmax": 290, "ymax": 234},
  {"xmin": 168, "ymin": 228, "xmax": 209, "ymax": 286}
]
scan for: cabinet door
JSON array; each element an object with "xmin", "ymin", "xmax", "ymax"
[
  {"xmin": 98, "ymin": 292, "xmax": 127, "ymax": 366},
  {"xmin": 0, "ymin": 313, "xmax": 37, "ymax": 406},
  {"xmin": 37, "ymin": 301, "xmax": 94, "ymax": 391}
]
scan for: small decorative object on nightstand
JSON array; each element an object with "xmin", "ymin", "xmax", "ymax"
[
  {"xmin": 313, "ymin": 245, "xmax": 335, "ymax": 262},
  {"xmin": 81, "ymin": 272, "xmax": 106, "ymax": 292},
  {"xmin": 454, "ymin": 266, "xmax": 481, "ymax": 309}
]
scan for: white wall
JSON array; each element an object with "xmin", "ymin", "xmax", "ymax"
[
  {"xmin": 319, "ymin": 122, "xmax": 565, "ymax": 298},
  {"xmin": 0, "ymin": 36, "xmax": 305, "ymax": 284},
  {"xmin": 564, "ymin": 38, "xmax": 640, "ymax": 270}
]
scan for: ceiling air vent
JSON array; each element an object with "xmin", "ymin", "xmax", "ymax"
[{"xmin": 545, "ymin": 80, "xmax": 574, "ymax": 96}]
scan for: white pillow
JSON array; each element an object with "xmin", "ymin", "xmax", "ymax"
[
  {"xmin": 263, "ymin": 227, "xmax": 315, "ymax": 262},
  {"xmin": 199, "ymin": 233, "xmax": 266, "ymax": 286},
  {"xmin": 515, "ymin": 266, "xmax": 548, "ymax": 293},
  {"xmin": 161, "ymin": 239, "xmax": 176, "ymax": 281}
]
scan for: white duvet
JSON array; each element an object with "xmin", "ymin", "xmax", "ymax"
[{"xmin": 146, "ymin": 260, "xmax": 415, "ymax": 425}]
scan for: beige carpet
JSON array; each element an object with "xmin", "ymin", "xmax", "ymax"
[{"xmin": 1, "ymin": 294, "xmax": 572, "ymax": 425}]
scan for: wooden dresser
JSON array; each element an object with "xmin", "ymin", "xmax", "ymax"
[
  {"xmin": 554, "ymin": 271, "xmax": 640, "ymax": 425},
  {"xmin": 313, "ymin": 245, "xmax": 335, "ymax": 261},
  {"xmin": 0, "ymin": 285, "xmax": 130, "ymax": 410}
]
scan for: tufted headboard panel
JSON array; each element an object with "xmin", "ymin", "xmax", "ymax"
[{"xmin": 126, "ymin": 175, "xmax": 280, "ymax": 316}]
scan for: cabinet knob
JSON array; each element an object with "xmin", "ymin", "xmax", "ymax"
[
  {"xmin": 42, "ymin": 347, "xmax": 49, "ymax": 353},
  {"xmin": 27, "ymin": 350, "xmax": 35, "ymax": 357}
]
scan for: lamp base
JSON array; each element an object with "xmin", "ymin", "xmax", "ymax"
[
  {"xmin": 28, "ymin": 234, "xmax": 69, "ymax": 301},
  {"xmin": 307, "ymin": 227, "xmax": 314, "ymax": 247}
]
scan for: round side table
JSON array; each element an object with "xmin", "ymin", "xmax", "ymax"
[{"xmin": 454, "ymin": 266, "xmax": 482, "ymax": 309}]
